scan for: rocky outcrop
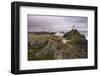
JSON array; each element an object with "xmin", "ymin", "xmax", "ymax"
[
  {"xmin": 63, "ymin": 29, "xmax": 86, "ymax": 40},
  {"xmin": 35, "ymin": 39, "xmax": 67, "ymax": 59},
  {"xmin": 28, "ymin": 29, "xmax": 88, "ymax": 60}
]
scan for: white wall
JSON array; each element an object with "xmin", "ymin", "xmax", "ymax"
[{"xmin": 0, "ymin": 0, "xmax": 99, "ymax": 76}]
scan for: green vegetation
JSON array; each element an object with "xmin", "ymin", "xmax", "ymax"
[
  {"xmin": 63, "ymin": 29, "xmax": 85, "ymax": 40},
  {"xmin": 28, "ymin": 29, "xmax": 88, "ymax": 61}
]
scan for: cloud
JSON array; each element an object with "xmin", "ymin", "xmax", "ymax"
[{"xmin": 28, "ymin": 15, "xmax": 88, "ymax": 32}]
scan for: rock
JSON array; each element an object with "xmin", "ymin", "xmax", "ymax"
[
  {"xmin": 35, "ymin": 39, "xmax": 68, "ymax": 59},
  {"xmin": 30, "ymin": 40, "xmax": 47, "ymax": 48},
  {"xmin": 63, "ymin": 29, "xmax": 86, "ymax": 40}
]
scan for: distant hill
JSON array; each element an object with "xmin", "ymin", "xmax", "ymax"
[{"xmin": 29, "ymin": 31, "xmax": 56, "ymax": 35}]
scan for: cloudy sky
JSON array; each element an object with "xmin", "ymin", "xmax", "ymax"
[{"xmin": 28, "ymin": 15, "xmax": 88, "ymax": 36}]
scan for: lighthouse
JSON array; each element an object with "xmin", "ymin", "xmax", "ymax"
[{"xmin": 72, "ymin": 25, "xmax": 76, "ymax": 30}]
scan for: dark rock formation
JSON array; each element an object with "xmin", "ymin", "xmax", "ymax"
[{"xmin": 63, "ymin": 29, "xmax": 86, "ymax": 40}]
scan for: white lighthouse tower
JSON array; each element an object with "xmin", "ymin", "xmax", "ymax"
[{"xmin": 72, "ymin": 25, "xmax": 76, "ymax": 30}]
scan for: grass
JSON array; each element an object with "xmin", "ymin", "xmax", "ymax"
[
  {"xmin": 28, "ymin": 32, "xmax": 88, "ymax": 61},
  {"xmin": 28, "ymin": 32, "xmax": 59, "ymax": 60}
]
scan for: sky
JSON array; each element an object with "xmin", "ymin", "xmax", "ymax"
[{"xmin": 28, "ymin": 15, "xmax": 88, "ymax": 37}]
